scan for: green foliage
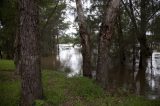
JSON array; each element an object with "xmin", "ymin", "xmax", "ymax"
[
  {"xmin": 68, "ymin": 77, "xmax": 104, "ymax": 99},
  {"xmin": 35, "ymin": 100, "xmax": 45, "ymax": 106},
  {"xmin": 0, "ymin": 60, "xmax": 20, "ymax": 106},
  {"xmin": 0, "ymin": 59, "xmax": 15, "ymax": 71},
  {"xmin": 0, "ymin": 60, "xmax": 160, "ymax": 106},
  {"xmin": 114, "ymin": 96, "xmax": 160, "ymax": 106},
  {"xmin": 42, "ymin": 70, "xmax": 67, "ymax": 105},
  {"xmin": 0, "ymin": 81, "xmax": 20, "ymax": 106},
  {"xmin": 59, "ymin": 35, "xmax": 80, "ymax": 44},
  {"xmin": 0, "ymin": 0, "xmax": 69, "ymax": 57},
  {"xmin": 39, "ymin": 0, "xmax": 69, "ymax": 56}
]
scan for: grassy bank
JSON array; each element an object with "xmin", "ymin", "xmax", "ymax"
[{"xmin": 0, "ymin": 59, "xmax": 160, "ymax": 106}]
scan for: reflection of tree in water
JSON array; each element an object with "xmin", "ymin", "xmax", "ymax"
[
  {"xmin": 107, "ymin": 66, "xmax": 134, "ymax": 95},
  {"xmin": 145, "ymin": 53, "xmax": 160, "ymax": 99},
  {"xmin": 59, "ymin": 46, "xmax": 82, "ymax": 76},
  {"xmin": 58, "ymin": 45, "xmax": 160, "ymax": 98},
  {"xmin": 59, "ymin": 47, "xmax": 72, "ymax": 72},
  {"xmin": 106, "ymin": 52, "xmax": 160, "ymax": 98}
]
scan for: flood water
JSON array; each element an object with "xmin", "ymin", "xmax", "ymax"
[
  {"xmin": 58, "ymin": 44, "xmax": 160, "ymax": 99},
  {"xmin": 58, "ymin": 44, "xmax": 82, "ymax": 77},
  {"xmin": 146, "ymin": 52, "xmax": 160, "ymax": 99}
]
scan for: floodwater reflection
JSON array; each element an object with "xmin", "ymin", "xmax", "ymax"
[
  {"xmin": 58, "ymin": 44, "xmax": 160, "ymax": 99},
  {"xmin": 58, "ymin": 44, "xmax": 82, "ymax": 77},
  {"xmin": 145, "ymin": 52, "xmax": 160, "ymax": 99}
]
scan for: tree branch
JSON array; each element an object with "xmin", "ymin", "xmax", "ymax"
[{"xmin": 41, "ymin": 1, "xmax": 59, "ymax": 33}]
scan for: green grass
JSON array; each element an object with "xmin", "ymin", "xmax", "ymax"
[
  {"xmin": 0, "ymin": 59, "xmax": 15, "ymax": 71},
  {"xmin": 0, "ymin": 59, "xmax": 160, "ymax": 106},
  {"xmin": 0, "ymin": 81, "xmax": 20, "ymax": 106},
  {"xmin": 0, "ymin": 59, "xmax": 20, "ymax": 106}
]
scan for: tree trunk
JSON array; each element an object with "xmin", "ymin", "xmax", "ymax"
[
  {"xmin": 19, "ymin": 0, "xmax": 43, "ymax": 105},
  {"xmin": 117, "ymin": 12, "xmax": 125, "ymax": 66},
  {"xmin": 138, "ymin": 0, "xmax": 149, "ymax": 71},
  {"xmin": 135, "ymin": 0, "xmax": 149, "ymax": 95},
  {"xmin": 96, "ymin": 0, "xmax": 121, "ymax": 88},
  {"xmin": 132, "ymin": 43, "xmax": 136, "ymax": 72},
  {"xmin": 138, "ymin": 38, "xmax": 148, "ymax": 70},
  {"xmin": 13, "ymin": 0, "xmax": 20, "ymax": 75},
  {"xmin": 0, "ymin": 50, "xmax": 2, "ymax": 59},
  {"xmin": 122, "ymin": 0, "xmax": 150, "ymax": 71},
  {"xmin": 52, "ymin": 34, "xmax": 59, "ymax": 70},
  {"xmin": 14, "ymin": 27, "xmax": 21, "ymax": 75},
  {"xmin": 75, "ymin": 0, "xmax": 92, "ymax": 78}
]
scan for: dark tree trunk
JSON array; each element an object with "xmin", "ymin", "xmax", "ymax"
[
  {"xmin": 76, "ymin": 0, "xmax": 92, "ymax": 78},
  {"xmin": 0, "ymin": 50, "xmax": 2, "ymax": 59},
  {"xmin": 52, "ymin": 34, "xmax": 59, "ymax": 70},
  {"xmin": 131, "ymin": 28, "xmax": 137, "ymax": 72},
  {"xmin": 138, "ymin": 38, "xmax": 148, "ymax": 70},
  {"xmin": 80, "ymin": 26, "xmax": 92, "ymax": 77},
  {"xmin": 56, "ymin": 34, "xmax": 60, "ymax": 61},
  {"xmin": 136, "ymin": 1, "xmax": 149, "ymax": 95},
  {"xmin": 138, "ymin": 0, "xmax": 149, "ymax": 71},
  {"xmin": 96, "ymin": 0, "xmax": 121, "ymax": 88},
  {"xmin": 96, "ymin": 23, "xmax": 112, "ymax": 88},
  {"xmin": 14, "ymin": 4, "xmax": 21, "ymax": 74},
  {"xmin": 117, "ymin": 12, "xmax": 125, "ymax": 66},
  {"xmin": 14, "ymin": 27, "xmax": 21, "ymax": 74},
  {"xmin": 132, "ymin": 43, "xmax": 136, "ymax": 72},
  {"xmin": 19, "ymin": 0, "xmax": 43, "ymax": 105},
  {"xmin": 136, "ymin": 64, "xmax": 146, "ymax": 95}
]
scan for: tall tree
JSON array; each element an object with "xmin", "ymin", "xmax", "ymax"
[
  {"xmin": 96, "ymin": 0, "xmax": 121, "ymax": 88},
  {"xmin": 138, "ymin": 0, "xmax": 149, "ymax": 71},
  {"xmin": 122, "ymin": 0, "xmax": 160, "ymax": 71},
  {"xmin": 19, "ymin": 0, "xmax": 43, "ymax": 105},
  {"xmin": 75, "ymin": 0, "xmax": 92, "ymax": 77},
  {"xmin": 121, "ymin": 0, "xmax": 160, "ymax": 95},
  {"xmin": 116, "ymin": 10, "xmax": 125, "ymax": 66}
]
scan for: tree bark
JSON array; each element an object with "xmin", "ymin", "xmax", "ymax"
[
  {"xmin": 138, "ymin": 0, "xmax": 149, "ymax": 71},
  {"xmin": 0, "ymin": 50, "xmax": 2, "ymax": 59},
  {"xmin": 14, "ymin": 2, "xmax": 21, "ymax": 74},
  {"xmin": 19, "ymin": 0, "xmax": 43, "ymax": 105},
  {"xmin": 75, "ymin": 0, "xmax": 92, "ymax": 78},
  {"xmin": 117, "ymin": 12, "xmax": 125, "ymax": 66},
  {"xmin": 96, "ymin": 0, "xmax": 121, "ymax": 88},
  {"xmin": 14, "ymin": 26, "xmax": 21, "ymax": 74}
]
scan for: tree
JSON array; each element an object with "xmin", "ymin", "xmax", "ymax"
[
  {"xmin": 122, "ymin": 0, "xmax": 160, "ymax": 71},
  {"xmin": 121, "ymin": 0, "xmax": 160, "ymax": 95},
  {"xmin": 40, "ymin": 0, "xmax": 68, "ymax": 56},
  {"xmin": 14, "ymin": 0, "xmax": 21, "ymax": 74},
  {"xmin": 19, "ymin": 0, "xmax": 43, "ymax": 105},
  {"xmin": 75, "ymin": 0, "xmax": 92, "ymax": 77},
  {"xmin": 116, "ymin": 10, "xmax": 126, "ymax": 66},
  {"xmin": 96, "ymin": 0, "xmax": 121, "ymax": 88},
  {"xmin": 39, "ymin": 0, "xmax": 69, "ymax": 70}
]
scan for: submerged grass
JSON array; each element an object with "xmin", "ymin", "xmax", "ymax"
[{"xmin": 0, "ymin": 60, "xmax": 160, "ymax": 106}]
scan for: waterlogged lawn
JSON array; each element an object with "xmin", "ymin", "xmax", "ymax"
[{"xmin": 0, "ymin": 60, "xmax": 160, "ymax": 106}]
